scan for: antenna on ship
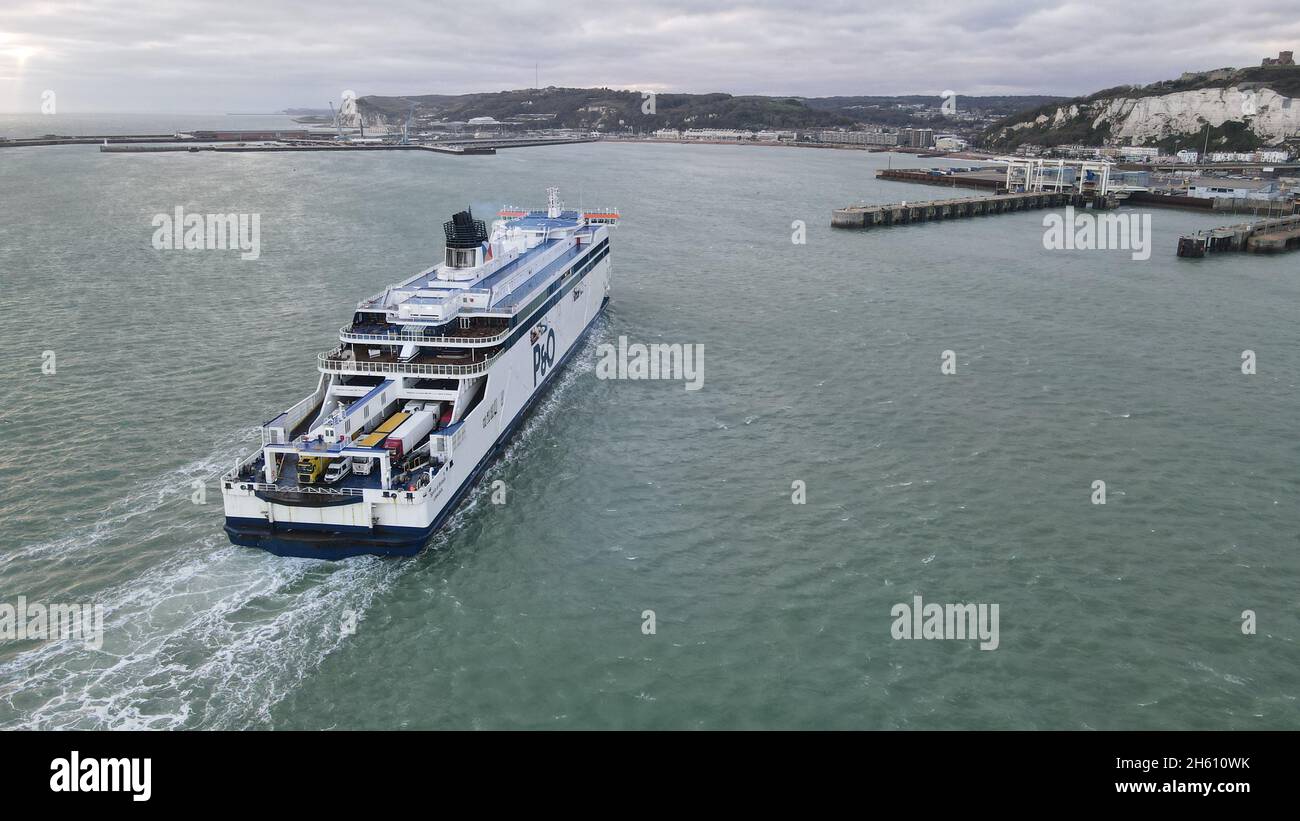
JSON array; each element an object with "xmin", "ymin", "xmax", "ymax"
[{"xmin": 546, "ymin": 186, "xmax": 562, "ymax": 218}]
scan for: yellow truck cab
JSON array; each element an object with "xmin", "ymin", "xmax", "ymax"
[{"xmin": 296, "ymin": 455, "xmax": 326, "ymax": 484}]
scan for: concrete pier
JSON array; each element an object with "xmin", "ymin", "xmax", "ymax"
[
  {"xmin": 1248, "ymin": 224, "xmax": 1300, "ymax": 254},
  {"xmin": 832, "ymin": 191, "xmax": 1079, "ymax": 229},
  {"xmin": 100, "ymin": 142, "xmax": 495, "ymax": 155},
  {"xmin": 94, "ymin": 136, "xmax": 597, "ymax": 156},
  {"xmin": 875, "ymin": 168, "xmax": 1002, "ymax": 191},
  {"xmin": 1176, "ymin": 214, "xmax": 1300, "ymax": 257}
]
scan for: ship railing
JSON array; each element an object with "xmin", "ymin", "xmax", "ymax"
[
  {"xmin": 317, "ymin": 349, "xmax": 501, "ymax": 377},
  {"xmin": 241, "ymin": 481, "xmax": 367, "ymax": 497},
  {"xmin": 356, "ymin": 304, "xmax": 517, "ymax": 320},
  {"xmin": 261, "ymin": 385, "xmax": 324, "ymax": 445},
  {"xmin": 223, "ymin": 450, "xmax": 262, "ymax": 482},
  {"xmin": 225, "ymin": 478, "xmax": 432, "ymax": 503},
  {"xmin": 338, "ymin": 325, "xmax": 510, "ymax": 346},
  {"xmin": 281, "ymin": 392, "xmax": 320, "ymax": 425}
]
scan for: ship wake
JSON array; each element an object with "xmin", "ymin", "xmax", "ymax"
[{"xmin": 0, "ymin": 317, "xmax": 609, "ymax": 730}]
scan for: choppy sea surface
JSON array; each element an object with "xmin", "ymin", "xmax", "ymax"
[{"xmin": 0, "ymin": 114, "xmax": 1296, "ymax": 729}]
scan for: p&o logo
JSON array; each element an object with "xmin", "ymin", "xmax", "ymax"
[{"xmin": 532, "ymin": 324, "xmax": 557, "ymax": 386}]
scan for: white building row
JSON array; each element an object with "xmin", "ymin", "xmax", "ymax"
[
  {"xmin": 1187, "ymin": 177, "xmax": 1285, "ymax": 200},
  {"xmin": 1204, "ymin": 150, "xmax": 1292, "ymax": 164},
  {"xmin": 652, "ymin": 128, "xmax": 756, "ymax": 141},
  {"xmin": 817, "ymin": 130, "xmax": 898, "ymax": 146}
]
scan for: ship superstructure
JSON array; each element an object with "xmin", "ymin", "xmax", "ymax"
[{"xmin": 222, "ymin": 188, "xmax": 617, "ymax": 558}]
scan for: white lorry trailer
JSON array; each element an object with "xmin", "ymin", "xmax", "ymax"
[{"xmin": 383, "ymin": 410, "xmax": 436, "ymax": 460}]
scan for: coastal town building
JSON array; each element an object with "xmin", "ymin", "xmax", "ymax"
[
  {"xmin": 1187, "ymin": 177, "xmax": 1284, "ymax": 201},
  {"xmin": 899, "ymin": 127, "xmax": 935, "ymax": 148},
  {"xmin": 1119, "ymin": 146, "xmax": 1160, "ymax": 162},
  {"xmin": 817, "ymin": 130, "xmax": 898, "ymax": 146},
  {"xmin": 681, "ymin": 128, "xmax": 753, "ymax": 141}
]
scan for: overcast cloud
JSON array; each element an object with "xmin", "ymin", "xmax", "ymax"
[{"xmin": 2, "ymin": 0, "xmax": 1298, "ymax": 112}]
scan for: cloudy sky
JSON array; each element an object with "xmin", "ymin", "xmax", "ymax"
[{"xmin": 2, "ymin": 0, "xmax": 1298, "ymax": 112}]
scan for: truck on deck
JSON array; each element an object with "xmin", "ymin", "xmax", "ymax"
[
  {"xmin": 349, "ymin": 410, "xmax": 411, "ymax": 474},
  {"xmin": 384, "ymin": 410, "xmax": 436, "ymax": 459},
  {"xmin": 322, "ymin": 458, "xmax": 352, "ymax": 483},
  {"xmin": 296, "ymin": 455, "xmax": 327, "ymax": 484}
]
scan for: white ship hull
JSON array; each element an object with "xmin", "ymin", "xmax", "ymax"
[{"xmin": 223, "ymin": 206, "xmax": 613, "ymax": 559}]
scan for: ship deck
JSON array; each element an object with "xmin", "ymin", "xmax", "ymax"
[
  {"xmin": 475, "ymin": 238, "xmax": 562, "ymax": 293},
  {"xmin": 347, "ymin": 320, "xmax": 506, "ymax": 339},
  {"xmin": 490, "ymin": 240, "xmax": 591, "ymax": 312},
  {"xmin": 266, "ymin": 452, "xmax": 432, "ymax": 493},
  {"xmin": 380, "ymin": 235, "xmax": 562, "ymax": 298},
  {"xmin": 345, "ymin": 347, "xmax": 498, "ymax": 367},
  {"xmin": 361, "ymin": 222, "xmax": 600, "ymax": 316}
]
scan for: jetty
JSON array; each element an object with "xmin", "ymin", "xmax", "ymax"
[
  {"xmin": 99, "ymin": 143, "xmax": 494, "ymax": 155},
  {"xmin": 835, "ymin": 156, "xmax": 1120, "ymax": 229},
  {"xmin": 94, "ymin": 136, "xmax": 599, "ymax": 157},
  {"xmin": 1176, "ymin": 213, "xmax": 1300, "ymax": 256},
  {"xmin": 3, "ymin": 132, "xmax": 597, "ymax": 158},
  {"xmin": 874, "ymin": 168, "xmax": 1002, "ymax": 190},
  {"xmin": 831, "ymin": 191, "xmax": 1096, "ymax": 229}
]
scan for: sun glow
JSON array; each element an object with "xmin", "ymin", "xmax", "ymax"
[{"xmin": 0, "ymin": 33, "xmax": 42, "ymax": 68}]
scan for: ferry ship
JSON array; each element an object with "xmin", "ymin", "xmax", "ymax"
[{"xmin": 222, "ymin": 188, "xmax": 618, "ymax": 559}]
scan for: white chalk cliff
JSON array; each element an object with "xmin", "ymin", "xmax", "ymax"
[{"xmin": 995, "ymin": 82, "xmax": 1300, "ymax": 146}]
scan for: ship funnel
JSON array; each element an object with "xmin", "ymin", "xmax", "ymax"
[{"xmin": 443, "ymin": 209, "xmax": 488, "ymax": 268}]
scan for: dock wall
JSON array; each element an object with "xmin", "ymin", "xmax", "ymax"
[
  {"xmin": 1177, "ymin": 213, "xmax": 1300, "ymax": 257},
  {"xmin": 832, "ymin": 191, "xmax": 1091, "ymax": 229},
  {"xmin": 874, "ymin": 169, "xmax": 1001, "ymax": 190}
]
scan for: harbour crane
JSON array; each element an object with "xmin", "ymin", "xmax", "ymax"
[
  {"xmin": 328, "ymin": 101, "xmax": 344, "ymax": 140},
  {"xmin": 401, "ymin": 102, "xmax": 417, "ymax": 145},
  {"xmin": 404, "ymin": 103, "xmax": 417, "ymax": 144}
]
